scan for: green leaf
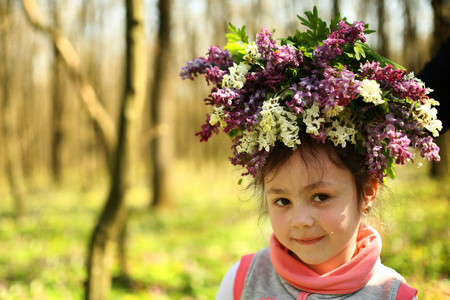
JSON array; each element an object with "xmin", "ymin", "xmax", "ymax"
[
  {"xmin": 227, "ymin": 128, "xmax": 241, "ymax": 139},
  {"xmin": 387, "ymin": 166, "xmax": 396, "ymax": 180},
  {"xmin": 224, "ymin": 23, "xmax": 249, "ymax": 55},
  {"xmin": 329, "ymin": 14, "xmax": 342, "ymax": 31},
  {"xmin": 345, "ymin": 51, "xmax": 355, "ymax": 58},
  {"xmin": 359, "ymin": 43, "xmax": 406, "ymax": 70},
  {"xmin": 227, "ymin": 23, "xmax": 248, "ymax": 44},
  {"xmin": 354, "ymin": 42, "xmax": 366, "ymax": 59},
  {"xmin": 295, "ymin": 6, "xmax": 330, "ymax": 43}
]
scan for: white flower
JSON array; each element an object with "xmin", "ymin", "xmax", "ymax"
[
  {"xmin": 258, "ymin": 129, "xmax": 277, "ymax": 152},
  {"xmin": 404, "ymin": 73, "xmax": 434, "ymax": 95},
  {"xmin": 209, "ymin": 105, "xmax": 227, "ymax": 127},
  {"xmin": 238, "ymin": 97, "xmax": 301, "ymax": 153},
  {"xmin": 260, "ymin": 97, "xmax": 301, "ymax": 150},
  {"xmin": 326, "ymin": 121, "xmax": 357, "ymax": 148},
  {"xmin": 278, "ymin": 112, "xmax": 301, "ymax": 148},
  {"xmin": 302, "ymin": 102, "xmax": 325, "ymax": 137},
  {"xmin": 222, "ymin": 62, "xmax": 251, "ymax": 90},
  {"xmin": 260, "ymin": 100, "xmax": 279, "ymax": 132},
  {"xmin": 358, "ymin": 79, "xmax": 384, "ymax": 105},
  {"xmin": 324, "ymin": 105, "xmax": 344, "ymax": 118},
  {"xmin": 404, "ymin": 72, "xmax": 416, "ymax": 81},
  {"xmin": 236, "ymin": 129, "xmax": 259, "ymax": 154},
  {"xmin": 423, "ymin": 118, "xmax": 442, "ymax": 137},
  {"xmin": 304, "ymin": 120, "xmax": 322, "ymax": 136},
  {"xmin": 413, "ymin": 99, "xmax": 442, "ymax": 137},
  {"xmin": 305, "ymin": 102, "xmax": 321, "ymax": 118},
  {"xmin": 243, "ymin": 43, "xmax": 261, "ymax": 63}
]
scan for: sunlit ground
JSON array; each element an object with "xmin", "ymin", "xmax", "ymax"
[{"xmin": 0, "ymin": 159, "xmax": 448, "ymax": 299}]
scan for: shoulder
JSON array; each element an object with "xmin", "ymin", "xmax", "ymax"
[
  {"xmin": 215, "ymin": 252, "xmax": 258, "ymax": 300},
  {"xmin": 368, "ymin": 263, "xmax": 418, "ymax": 300},
  {"xmin": 215, "ymin": 261, "xmax": 240, "ymax": 300},
  {"xmin": 371, "ymin": 262, "xmax": 406, "ymax": 282}
]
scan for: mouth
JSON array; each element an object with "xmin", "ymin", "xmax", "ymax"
[{"xmin": 293, "ymin": 236, "xmax": 324, "ymax": 245}]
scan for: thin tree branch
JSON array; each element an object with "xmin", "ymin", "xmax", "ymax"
[{"xmin": 22, "ymin": 0, "xmax": 117, "ymax": 163}]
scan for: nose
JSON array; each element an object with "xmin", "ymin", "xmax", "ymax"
[{"xmin": 291, "ymin": 204, "xmax": 314, "ymax": 228}]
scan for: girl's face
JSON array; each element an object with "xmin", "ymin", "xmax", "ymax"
[{"xmin": 265, "ymin": 149, "xmax": 372, "ymax": 275}]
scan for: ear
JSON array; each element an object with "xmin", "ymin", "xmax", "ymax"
[{"xmin": 363, "ymin": 176, "xmax": 379, "ymax": 208}]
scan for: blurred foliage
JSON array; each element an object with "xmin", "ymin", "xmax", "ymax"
[{"xmin": 0, "ymin": 161, "xmax": 448, "ymax": 299}]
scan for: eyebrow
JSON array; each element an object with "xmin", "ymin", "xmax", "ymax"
[{"xmin": 266, "ymin": 180, "xmax": 326, "ymax": 195}]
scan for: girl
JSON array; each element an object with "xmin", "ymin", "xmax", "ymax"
[
  {"xmin": 215, "ymin": 138, "xmax": 419, "ymax": 299},
  {"xmin": 181, "ymin": 7, "xmax": 441, "ymax": 300}
]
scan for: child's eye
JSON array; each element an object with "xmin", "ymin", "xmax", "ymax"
[
  {"xmin": 313, "ymin": 194, "xmax": 329, "ymax": 202},
  {"xmin": 274, "ymin": 198, "xmax": 291, "ymax": 206}
]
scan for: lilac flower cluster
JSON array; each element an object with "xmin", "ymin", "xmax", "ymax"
[
  {"xmin": 180, "ymin": 14, "xmax": 442, "ymax": 180},
  {"xmin": 330, "ymin": 20, "xmax": 367, "ymax": 44},
  {"xmin": 180, "ymin": 45, "xmax": 234, "ymax": 85},
  {"xmin": 313, "ymin": 21, "xmax": 366, "ymax": 67}
]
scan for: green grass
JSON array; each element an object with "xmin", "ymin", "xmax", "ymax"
[{"xmin": 0, "ymin": 161, "xmax": 448, "ymax": 299}]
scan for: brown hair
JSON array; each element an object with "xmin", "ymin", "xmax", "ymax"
[{"xmin": 252, "ymin": 134, "xmax": 379, "ymax": 215}]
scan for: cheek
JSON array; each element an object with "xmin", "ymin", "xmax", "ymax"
[
  {"xmin": 318, "ymin": 202, "xmax": 360, "ymax": 231},
  {"xmin": 268, "ymin": 209, "xmax": 288, "ymax": 231},
  {"xmin": 318, "ymin": 210, "xmax": 346, "ymax": 230}
]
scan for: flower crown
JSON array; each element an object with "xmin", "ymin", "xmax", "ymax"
[{"xmin": 180, "ymin": 7, "xmax": 442, "ymax": 181}]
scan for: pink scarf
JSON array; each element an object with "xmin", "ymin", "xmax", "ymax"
[{"xmin": 270, "ymin": 224, "xmax": 381, "ymax": 294}]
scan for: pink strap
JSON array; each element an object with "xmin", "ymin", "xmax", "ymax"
[
  {"xmin": 297, "ymin": 292, "xmax": 311, "ymax": 300},
  {"xmin": 233, "ymin": 253, "xmax": 255, "ymax": 300},
  {"xmin": 396, "ymin": 282, "xmax": 418, "ymax": 300}
]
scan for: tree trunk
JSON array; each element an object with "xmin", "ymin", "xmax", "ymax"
[
  {"xmin": 150, "ymin": 0, "xmax": 172, "ymax": 208},
  {"xmin": 332, "ymin": 0, "xmax": 340, "ymax": 17},
  {"xmin": 85, "ymin": 0, "xmax": 147, "ymax": 299},
  {"xmin": 430, "ymin": 130, "xmax": 450, "ymax": 178},
  {"xmin": 377, "ymin": 0, "xmax": 390, "ymax": 57},
  {"xmin": 429, "ymin": 0, "xmax": 450, "ymax": 178},
  {"xmin": 1, "ymin": 0, "xmax": 27, "ymax": 218},
  {"xmin": 402, "ymin": 0, "xmax": 419, "ymax": 71},
  {"xmin": 50, "ymin": 0, "xmax": 64, "ymax": 183},
  {"xmin": 431, "ymin": 0, "xmax": 450, "ymax": 52}
]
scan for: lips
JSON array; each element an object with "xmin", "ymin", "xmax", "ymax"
[{"xmin": 293, "ymin": 236, "xmax": 324, "ymax": 245}]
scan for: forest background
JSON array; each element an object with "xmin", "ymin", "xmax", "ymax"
[{"xmin": 0, "ymin": 0, "xmax": 449, "ymax": 299}]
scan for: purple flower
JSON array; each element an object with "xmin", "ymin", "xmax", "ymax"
[
  {"xmin": 180, "ymin": 45, "xmax": 233, "ymax": 85},
  {"xmin": 180, "ymin": 57, "xmax": 209, "ymax": 80},
  {"xmin": 390, "ymin": 78, "xmax": 429, "ymax": 104},
  {"xmin": 329, "ymin": 20, "xmax": 366, "ymax": 44},
  {"xmin": 321, "ymin": 66, "xmax": 361, "ymax": 107},
  {"xmin": 255, "ymin": 27, "xmax": 277, "ymax": 60},
  {"xmin": 359, "ymin": 62, "xmax": 405, "ymax": 86},
  {"xmin": 260, "ymin": 44, "xmax": 303, "ymax": 92},
  {"xmin": 286, "ymin": 71, "xmax": 321, "ymax": 114},
  {"xmin": 221, "ymin": 89, "xmax": 264, "ymax": 133},
  {"xmin": 195, "ymin": 114, "xmax": 220, "ymax": 142},
  {"xmin": 362, "ymin": 127, "xmax": 390, "ymax": 180},
  {"xmin": 412, "ymin": 136, "xmax": 441, "ymax": 162},
  {"xmin": 229, "ymin": 138, "xmax": 270, "ymax": 177},
  {"xmin": 385, "ymin": 125, "xmax": 412, "ymax": 165},
  {"xmin": 206, "ymin": 45, "xmax": 233, "ymax": 67},
  {"xmin": 359, "ymin": 61, "xmax": 430, "ymax": 104},
  {"xmin": 309, "ymin": 125, "xmax": 327, "ymax": 144},
  {"xmin": 312, "ymin": 21, "xmax": 366, "ymax": 67},
  {"xmin": 313, "ymin": 38, "xmax": 345, "ymax": 67},
  {"xmin": 210, "ymin": 88, "xmax": 239, "ymax": 106},
  {"xmin": 271, "ymin": 44, "xmax": 302, "ymax": 69},
  {"xmin": 205, "ymin": 66, "xmax": 227, "ymax": 85},
  {"xmin": 262, "ymin": 62, "xmax": 285, "ymax": 92}
]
